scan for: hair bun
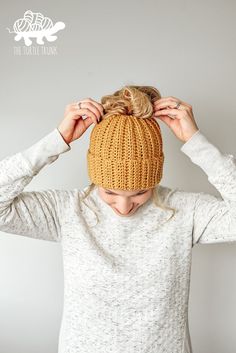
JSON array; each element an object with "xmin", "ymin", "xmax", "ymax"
[{"xmin": 100, "ymin": 85, "xmax": 161, "ymax": 121}]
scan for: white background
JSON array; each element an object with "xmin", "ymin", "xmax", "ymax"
[{"xmin": 1, "ymin": 0, "xmax": 236, "ymax": 352}]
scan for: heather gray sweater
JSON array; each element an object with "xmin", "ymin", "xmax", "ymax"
[{"xmin": 0, "ymin": 128, "xmax": 236, "ymax": 353}]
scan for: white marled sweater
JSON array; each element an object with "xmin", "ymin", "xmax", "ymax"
[{"xmin": 0, "ymin": 127, "xmax": 236, "ymax": 353}]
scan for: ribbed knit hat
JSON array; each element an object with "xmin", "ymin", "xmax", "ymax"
[{"xmin": 87, "ymin": 113, "xmax": 164, "ymax": 191}]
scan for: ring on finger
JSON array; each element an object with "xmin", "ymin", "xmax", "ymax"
[
  {"xmin": 77, "ymin": 101, "xmax": 82, "ymax": 109},
  {"xmin": 175, "ymin": 101, "xmax": 181, "ymax": 109},
  {"xmin": 77, "ymin": 101, "xmax": 87, "ymax": 118}
]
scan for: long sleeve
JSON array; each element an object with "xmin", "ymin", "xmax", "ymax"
[
  {"xmin": 180, "ymin": 130, "xmax": 236, "ymax": 246},
  {"xmin": 0, "ymin": 128, "xmax": 71, "ymax": 242}
]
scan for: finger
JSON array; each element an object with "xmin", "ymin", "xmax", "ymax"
[
  {"xmin": 73, "ymin": 101, "xmax": 103, "ymax": 120},
  {"xmin": 154, "ymin": 97, "xmax": 191, "ymax": 109},
  {"xmin": 76, "ymin": 98, "xmax": 104, "ymax": 116},
  {"xmin": 71, "ymin": 105, "xmax": 100, "ymax": 124},
  {"xmin": 65, "ymin": 103, "xmax": 75, "ymax": 115},
  {"xmin": 154, "ymin": 115, "xmax": 173, "ymax": 127},
  {"xmin": 157, "ymin": 101, "xmax": 189, "ymax": 111},
  {"xmin": 153, "ymin": 98, "xmax": 183, "ymax": 109},
  {"xmin": 154, "ymin": 96, "xmax": 181, "ymax": 104},
  {"xmin": 153, "ymin": 96, "xmax": 178, "ymax": 105},
  {"xmin": 82, "ymin": 116, "xmax": 94, "ymax": 129},
  {"xmin": 77, "ymin": 102, "xmax": 102, "ymax": 120},
  {"xmin": 154, "ymin": 108, "xmax": 183, "ymax": 119},
  {"xmin": 71, "ymin": 108, "xmax": 98, "ymax": 125},
  {"xmin": 154, "ymin": 100, "xmax": 183, "ymax": 110}
]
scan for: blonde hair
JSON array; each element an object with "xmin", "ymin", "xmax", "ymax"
[
  {"xmin": 100, "ymin": 84, "xmax": 162, "ymax": 120},
  {"xmin": 83, "ymin": 85, "xmax": 177, "ymax": 225}
]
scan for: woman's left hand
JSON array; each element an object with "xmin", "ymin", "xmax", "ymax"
[{"xmin": 153, "ymin": 96, "xmax": 200, "ymax": 143}]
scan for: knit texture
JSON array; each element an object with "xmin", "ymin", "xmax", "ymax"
[
  {"xmin": 0, "ymin": 127, "xmax": 236, "ymax": 353},
  {"xmin": 87, "ymin": 114, "xmax": 164, "ymax": 190}
]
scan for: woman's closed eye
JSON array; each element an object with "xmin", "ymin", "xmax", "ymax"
[{"xmin": 105, "ymin": 191, "xmax": 147, "ymax": 196}]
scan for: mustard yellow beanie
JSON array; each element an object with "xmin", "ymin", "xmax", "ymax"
[{"xmin": 87, "ymin": 113, "xmax": 164, "ymax": 191}]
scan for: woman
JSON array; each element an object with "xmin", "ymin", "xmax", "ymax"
[{"xmin": 0, "ymin": 85, "xmax": 235, "ymax": 353}]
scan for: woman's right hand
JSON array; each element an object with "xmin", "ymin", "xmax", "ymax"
[{"xmin": 57, "ymin": 98, "xmax": 104, "ymax": 145}]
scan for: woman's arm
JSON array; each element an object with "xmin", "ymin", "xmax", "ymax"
[
  {"xmin": 180, "ymin": 130, "xmax": 236, "ymax": 246},
  {"xmin": 153, "ymin": 95, "xmax": 236, "ymax": 246},
  {"xmin": 0, "ymin": 99, "xmax": 104, "ymax": 242},
  {"xmin": 0, "ymin": 128, "xmax": 71, "ymax": 242}
]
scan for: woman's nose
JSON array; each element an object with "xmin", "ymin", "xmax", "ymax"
[{"xmin": 116, "ymin": 203, "xmax": 134, "ymax": 215}]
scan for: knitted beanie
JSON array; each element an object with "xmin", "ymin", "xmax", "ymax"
[{"xmin": 87, "ymin": 114, "xmax": 164, "ymax": 191}]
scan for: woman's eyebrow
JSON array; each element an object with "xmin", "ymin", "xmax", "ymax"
[{"xmin": 105, "ymin": 189, "xmax": 145, "ymax": 195}]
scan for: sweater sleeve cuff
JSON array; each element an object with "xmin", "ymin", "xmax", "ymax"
[
  {"xmin": 180, "ymin": 129, "xmax": 231, "ymax": 176},
  {"xmin": 20, "ymin": 128, "xmax": 71, "ymax": 174}
]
